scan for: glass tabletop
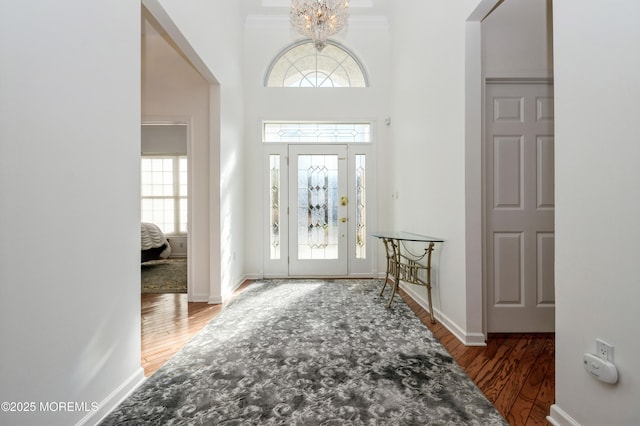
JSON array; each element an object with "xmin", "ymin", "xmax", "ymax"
[{"xmin": 370, "ymin": 231, "xmax": 444, "ymax": 243}]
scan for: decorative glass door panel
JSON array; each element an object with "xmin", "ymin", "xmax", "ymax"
[{"xmin": 289, "ymin": 145, "xmax": 348, "ymax": 275}]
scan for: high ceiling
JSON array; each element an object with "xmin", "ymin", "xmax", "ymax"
[
  {"xmin": 239, "ymin": 0, "xmax": 391, "ymax": 18},
  {"xmin": 144, "ymin": 1, "xmax": 391, "ymax": 38}
]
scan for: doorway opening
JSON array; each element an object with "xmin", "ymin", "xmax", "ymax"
[{"xmin": 140, "ymin": 123, "xmax": 189, "ymax": 295}]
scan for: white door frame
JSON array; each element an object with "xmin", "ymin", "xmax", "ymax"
[{"xmin": 262, "ymin": 143, "xmax": 375, "ymax": 278}]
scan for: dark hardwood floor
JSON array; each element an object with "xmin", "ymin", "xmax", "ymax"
[
  {"xmin": 400, "ymin": 287, "xmax": 555, "ymax": 426},
  {"xmin": 141, "ymin": 281, "xmax": 554, "ymax": 426}
]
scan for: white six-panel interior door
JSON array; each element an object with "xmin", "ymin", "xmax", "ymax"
[{"xmin": 485, "ymin": 81, "xmax": 555, "ymax": 332}]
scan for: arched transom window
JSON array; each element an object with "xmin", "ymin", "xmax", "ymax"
[{"xmin": 265, "ymin": 40, "xmax": 368, "ymax": 88}]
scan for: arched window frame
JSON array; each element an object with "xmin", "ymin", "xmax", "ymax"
[{"xmin": 264, "ymin": 39, "xmax": 369, "ymax": 88}]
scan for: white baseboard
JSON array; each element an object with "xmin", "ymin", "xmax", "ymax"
[
  {"xmin": 207, "ymin": 275, "xmax": 247, "ymax": 304},
  {"xmin": 190, "ymin": 292, "xmax": 210, "ymax": 302},
  {"xmin": 166, "ymin": 236, "xmax": 187, "ymax": 257},
  {"xmin": 208, "ymin": 295, "xmax": 223, "ymax": 304},
  {"xmin": 547, "ymin": 404, "xmax": 581, "ymax": 426},
  {"xmin": 249, "ymin": 274, "xmax": 378, "ymax": 280},
  {"xmin": 463, "ymin": 331, "xmax": 488, "ymax": 346},
  {"xmin": 245, "ymin": 273, "xmax": 262, "ymax": 280},
  {"xmin": 400, "ymin": 283, "xmax": 487, "ymax": 347},
  {"xmin": 193, "ymin": 275, "xmax": 251, "ymax": 304},
  {"xmin": 349, "ymin": 272, "xmax": 377, "ymax": 279},
  {"xmin": 227, "ymin": 275, "xmax": 247, "ymax": 298},
  {"xmin": 78, "ymin": 368, "xmax": 146, "ymax": 426}
]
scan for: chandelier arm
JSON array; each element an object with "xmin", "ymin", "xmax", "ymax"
[{"xmin": 290, "ymin": 0, "xmax": 349, "ymax": 52}]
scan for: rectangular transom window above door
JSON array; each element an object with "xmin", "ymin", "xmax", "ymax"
[{"xmin": 263, "ymin": 122, "xmax": 372, "ymax": 143}]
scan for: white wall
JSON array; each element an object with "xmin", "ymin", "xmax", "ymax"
[
  {"xmin": 551, "ymin": 1, "xmax": 640, "ymax": 424},
  {"xmin": 141, "ymin": 124, "xmax": 187, "ymax": 154},
  {"xmin": 147, "ymin": 0, "xmax": 246, "ymax": 302},
  {"xmin": 141, "ymin": 18, "xmax": 212, "ymax": 301},
  {"xmin": 482, "ymin": 0, "xmax": 553, "ymax": 79},
  {"xmin": 0, "ymin": 2, "xmax": 143, "ymax": 425},
  {"xmin": 388, "ymin": 0, "xmax": 483, "ymax": 341},
  {"xmin": 0, "ymin": 0, "xmax": 246, "ymax": 423},
  {"xmin": 242, "ymin": 15, "xmax": 392, "ymax": 277}
]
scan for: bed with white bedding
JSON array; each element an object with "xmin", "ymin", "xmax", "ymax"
[{"xmin": 141, "ymin": 222, "xmax": 171, "ymax": 262}]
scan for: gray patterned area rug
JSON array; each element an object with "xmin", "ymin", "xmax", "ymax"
[{"xmin": 102, "ymin": 280, "xmax": 507, "ymax": 425}]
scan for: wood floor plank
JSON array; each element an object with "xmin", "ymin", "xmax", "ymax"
[
  {"xmin": 493, "ymin": 337, "xmax": 546, "ymax": 415},
  {"xmin": 455, "ymin": 346, "xmax": 485, "ymax": 369},
  {"xmin": 507, "ymin": 393, "xmax": 537, "ymax": 426},
  {"xmin": 448, "ymin": 338, "xmax": 470, "ymax": 360},
  {"xmin": 526, "ymin": 340, "xmax": 556, "ymax": 425},
  {"xmin": 519, "ymin": 338, "xmax": 554, "ymax": 401},
  {"xmin": 525, "ymin": 404, "xmax": 552, "ymax": 426},
  {"xmin": 463, "ymin": 343, "xmax": 495, "ymax": 380},
  {"xmin": 470, "ymin": 343, "xmax": 513, "ymax": 386},
  {"xmin": 478, "ymin": 337, "xmax": 531, "ymax": 402}
]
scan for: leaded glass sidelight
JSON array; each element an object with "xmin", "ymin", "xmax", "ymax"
[
  {"xmin": 269, "ymin": 155, "xmax": 281, "ymax": 260},
  {"xmin": 297, "ymin": 154, "xmax": 339, "ymax": 260},
  {"xmin": 355, "ymin": 155, "xmax": 367, "ymax": 259}
]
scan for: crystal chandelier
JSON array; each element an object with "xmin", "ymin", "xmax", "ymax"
[{"xmin": 290, "ymin": 0, "xmax": 349, "ymax": 52}]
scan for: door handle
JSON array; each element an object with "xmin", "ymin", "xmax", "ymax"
[
  {"xmin": 340, "ymin": 196, "xmax": 348, "ymax": 206},
  {"xmin": 340, "ymin": 217, "xmax": 348, "ymax": 223}
]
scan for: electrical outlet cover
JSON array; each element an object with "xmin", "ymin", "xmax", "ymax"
[{"xmin": 596, "ymin": 339, "xmax": 614, "ymax": 362}]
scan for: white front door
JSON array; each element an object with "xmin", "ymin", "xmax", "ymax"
[
  {"xmin": 485, "ymin": 82, "xmax": 555, "ymax": 332},
  {"xmin": 288, "ymin": 145, "xmax": 349, "ymax": 276}
]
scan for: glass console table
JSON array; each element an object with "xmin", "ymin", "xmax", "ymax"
[{"xmin": 371, "ymin": 231, "xmax": 444, "ymax": 324}]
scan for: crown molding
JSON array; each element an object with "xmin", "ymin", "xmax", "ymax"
[
  {"xmin": 245, "ymin": 14, "xmax": 388, "ymax": 29},
  {"xmin": 262, "ymin": 0, "xmax": 374, "ymax": 8}
]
